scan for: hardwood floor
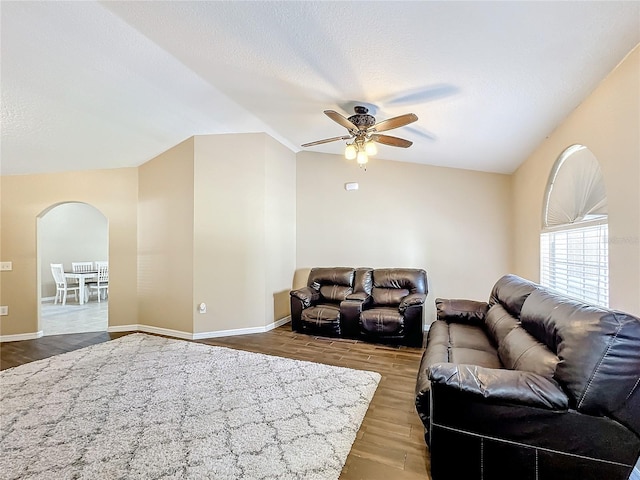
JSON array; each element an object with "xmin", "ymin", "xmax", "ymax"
[{"xmin": 0, "ymin": 325, "xmax": 431, "ymax": 480}]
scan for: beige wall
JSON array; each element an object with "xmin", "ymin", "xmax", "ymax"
[
  {"xmin": 512, "ymin": 45, "xmax": 640, "ymax": 316},
  {"xmin": 192, "ymin": 133, "xmax": 296, "ymax": 334},
  {"xmin": 138, "ymin": 137, "xmax": 195, "ymax": 333},
  {"xmin": 264, "ymin": 135, "xmax": 297, "ymax": 323},
  {"xmin": 296, "ymin": 151, "xmax": 512, "ymax": 324},
  {"xmin": 0, "ymin": 168, "xmax": 138, "ymax": 336},
  {"xmin": 3, "ymin": 47, "xmax": 636, "ymax": 338}
]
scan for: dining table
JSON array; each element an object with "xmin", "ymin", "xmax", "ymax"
[{"xmin": 64, "ymin": 271, "xmax": 98, "ymax": 305}]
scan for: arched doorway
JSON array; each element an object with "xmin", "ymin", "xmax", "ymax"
[{"xmin": 37, "ymin": 202, "xmax": 109, "ymax": 335}]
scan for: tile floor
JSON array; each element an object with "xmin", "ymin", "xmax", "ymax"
[{"xmin": 40, "ymin": 299, "xmax": 108, "ymax": 336}]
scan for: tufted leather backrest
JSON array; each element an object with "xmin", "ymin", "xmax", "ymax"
[
  {"xmin": 497, "ymin": 326, "xmax": 560, "ymax": 378},
  {"xmin": 520, "ymin": 288, "xmax": 640, "ymax": 436},
  {"xmin": 489, "ymin": 274, "xmax": 539, "ymax": 317},
  {"xmin": 353, "ymin": 268, "xmax": 373, "ymax": 294},
  {"xmin": 485, "ymin": 303, "xmax": 520, "ymax": 346},
  {"xmin": 370, "ymin": 268, "xmax": 426, "ymax": 307},
  {"xmin": 307, "ymin": 267, "xmax": 355, "ymax": 303}
]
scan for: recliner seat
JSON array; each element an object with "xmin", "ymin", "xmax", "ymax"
[{"xmin": 290, "ymin": 267, "xmax": 427, "ymax": 347}]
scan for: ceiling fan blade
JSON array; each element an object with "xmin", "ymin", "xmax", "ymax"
[
  {"xmin": 370, "ymin": 113, "xmax": 418, "ymax": 133},
  {"xmin": 301, "ymin": 135, "xmax": 352, "ymax": 147},
  {"xmin": 324, "ymin": 110, "xmax": 359, "ymax": 131},
  {"xmin": 372, "ymin": 134, "xmax": 413, "ymax": 148}
]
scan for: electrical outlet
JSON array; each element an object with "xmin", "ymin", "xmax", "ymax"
[
  {"xmin": 0, "ymin": 306, "xmax": 8, "ymax": 316},
  {"xmin": 0, "ymin": 262, "xmax": 12, "ymax": 271},
  {"xmin": 198, "ymin": 303, "xmax": 207, "ymax": 314}
]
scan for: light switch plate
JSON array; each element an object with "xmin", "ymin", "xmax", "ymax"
[
  {"xmin": 0, "ymin": 262, "xmax": 12, "ymax": 271},
  {"xmin": 0, "ymin": 306, "xmax": 8, "ymax": 316}
]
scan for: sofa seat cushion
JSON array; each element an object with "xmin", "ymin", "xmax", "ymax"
[
  {"xmin": 360, "ymin": 307, "xmax": 404, "ymax": 335},
  {"xmin": 449, "ymin": 347, "xmax": 502, "ymax": 368},
  {"xmin": 449, "ymin": 323, "xmax": 496, "ymax": 352},
  {"xmin": 447, "ymin": 323, "xmax": 502, "ymax": 368},
  {"xmin": 301, "ymin": 303, "xmax": 341, "ymax": 328}
]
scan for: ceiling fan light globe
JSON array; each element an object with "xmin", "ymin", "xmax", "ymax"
[
  {"xmin": 365, "ymin": 141, "xmax": 377, "ymax": 156},
  {"xmin": 356, "ymin": 151, "xmax": 368, "ymax": 165},
  {"xmin": 345, "ymin": 144, "xmax": 357, "ymax": 160}
]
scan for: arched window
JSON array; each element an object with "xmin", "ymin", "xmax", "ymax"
[{"xmin": 540, "ymin": 145, "xmax": 608, "ymax": 307}]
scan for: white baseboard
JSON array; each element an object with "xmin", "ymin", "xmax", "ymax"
[
  {"xmin": 108, "ymin": 316, "xmax": 292, "ymax": 341},
  {"xmin": 0, "ymin": 330, "xmax": 44, "ymax": 342},
  {"xmin": 192, "ymin": 316, "xmax": 291, "ymax": 340},
  {"xmin": 1, "ymin": 318, "xmax": 291, "ymax": 343}
]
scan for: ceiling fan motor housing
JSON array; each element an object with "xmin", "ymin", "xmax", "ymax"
[{"xmin": 348, "ymin": 106, "xmax": 376, "ymax": 130}]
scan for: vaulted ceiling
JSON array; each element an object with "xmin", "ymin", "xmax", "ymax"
[{"xmin": 1, "ymin": 1, "xmax": 638, "ymax": 176}]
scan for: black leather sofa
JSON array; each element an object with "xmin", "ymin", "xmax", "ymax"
[
  {"xmin": 290, "ymin": 267, "xmax": 427, "ymax": 347},
  {"xmin": 415, "ymin": 274, "xmax": 640, "ymax": 480}
]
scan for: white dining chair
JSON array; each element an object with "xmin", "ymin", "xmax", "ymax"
[
  {"xmin": 50, "ymin": 263, "xmax": 80, "ymax": 305},
  {"xmin": 70, "ymin": 261, "xmax": 95, "ymax": 295},
  {"xmin": 71, "ymin": 262, "xmax": 94, "ymax": 273},
  {"xmin": 88, "ymin": 263, "xmax": 109, "ymax": 302}
]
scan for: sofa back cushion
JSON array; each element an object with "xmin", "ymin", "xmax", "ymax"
[
  {"xmin": 372, "ymin": 288, "xmax": 410, "ymax": 306},
  {"xmin": 485, "ymin": 303, "xmax": 520, "ymax": 346},
  {"xmin": 520, "ymin": 288, "xmax": 640, "ymax": 436},
  {"xmin": 498, "ymin": 326, "xmax": 560, "ymax": 378},
  {"xmin": 307, "ymin": 267, "xmax": 354, "ymax": 288},
  {"xmin": 371, "ymin": 268, "xmax": 426, "ymax": 307},
  {"xmin": 319, "ymin": 285, "xmax": 353, "ymax": 302},
  {"xmin": 353, "ymin": 268, "xmax": 373, "ymax": 294},
  {"xmin": 489, "ymin": 274, "xmax": 538, "ymax": 317},
  {"xmin": 307, "ymin": 267, "xmax": 355, "ymax": 303}
]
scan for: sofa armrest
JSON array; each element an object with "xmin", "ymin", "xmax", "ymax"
[
  {"xmin": 290, "ymin": 286, "xmax": 320, "ymax": 308},
  {"xmin": 435, "ymin": 298, "xmax": 489, "ymax": 325},
  {"xmin": 428, "ymin": 363, "xmax": 568, "ymax": 410},
  {"xmin": 399, "ymin": 292, "xmax": 426, "ymax": 312},
  {"xmin": 346, "ymin": 291, "xmax": 370, "ymax": 302},
  {"xmin": 340, "ymin": 297, "xmax": 370, "ymax": 338}
]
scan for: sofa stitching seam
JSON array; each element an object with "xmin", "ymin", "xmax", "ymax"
[
  {"xmin": 431, "ymin": 423, "xmax": 634, "ymax": 466},
  {"xmin": 577, "ymin": 318, "xmax": 623, "ymax": 409},
  {"xmin": 625, "ymin": 376, "xmax": 640, "ymax": 402}
]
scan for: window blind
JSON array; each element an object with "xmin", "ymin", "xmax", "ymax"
[
  {"xmin": 540, "ymin": 221, "xmax": 609, "ymax": 307},
  {"xmin": 543, "ymin": 145, "xmax": 607, "ymax": 227}
]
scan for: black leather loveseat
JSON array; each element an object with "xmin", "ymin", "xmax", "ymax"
[
  {"xmin": 415, "ymin": 274, "xmax": 640, "ymax": 480},
  {"xmin": 290, "ymin": 267, "xmax": 427, "ymax": 347}
]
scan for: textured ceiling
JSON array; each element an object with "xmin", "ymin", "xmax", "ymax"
[{"xmin": 1, "ymin": 1, "xmax": 639, "ymax": 176}]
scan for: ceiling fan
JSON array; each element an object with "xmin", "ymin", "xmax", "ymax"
[{"xmin": 302, "ymin": 106, "xmax": 418, "ymax": 166}]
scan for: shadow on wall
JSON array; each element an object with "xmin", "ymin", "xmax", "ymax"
[
  {"xmin": 293, "ymin": 268, "xmax": 312, "ymax": 290},
  {"xmin": 273, "ymin": 268, "xmax": 312, "ymax": 322},
  {"xmin": 273, "ymin": 290, "xmax": 291, "ymax": 321}
]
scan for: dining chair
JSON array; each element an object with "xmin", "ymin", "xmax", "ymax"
[
  {"xmin": 50, "ymin": 263, "xmax": 80, "ymax": 305},
  {"xmin": 88, "ymin": 263, "xmax": 109, "ymax": 302},
  {"xmin": 71, "ymin": 261, "xmax": 95, "ymax": 294},
  {"xmin": 71, "ymin": 262, "xmax": 94, "ymax": 273}
]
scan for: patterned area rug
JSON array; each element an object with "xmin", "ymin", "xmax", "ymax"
[{"xmin": 0, "ymin": 333, "xmax": 381, "ymax": 480}]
